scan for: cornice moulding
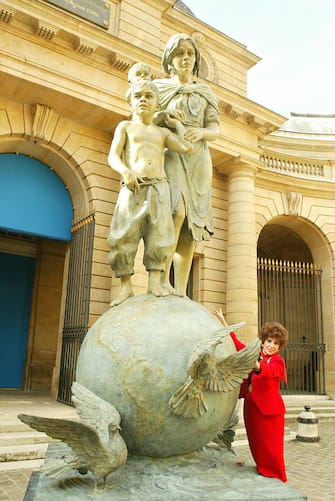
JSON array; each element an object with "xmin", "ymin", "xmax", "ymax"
[
  {"xmin": 34, "ymin": 19, "xmax": 59, "ymax": 40},
  {"xmin": 214, "ymin": 154, "xmax": 263, "ymax": 178},
  {"xmin": 260, "ymin": 149, "xmax": 326, "ymax": 168},
  {"xmin": 262, "ymin": 135, "xmax": 335, "ymax": 157},
  {"xmin": 0, "ymin": 0, "xmax": 157, "ymax": 66},
  {"xmin": 1, "ymin": 0, "xmax": 260, "ymax": 78},
  {"xmin": 256, "ymin": 169, "xmax": 335, "ymax": 198},
  {"xmin": 216, "ymin": 95, "xmax": 285, "ymax": 136},
  {"xmin": 0, "ymin": 6, "xmax": 13, "ymax": 23},
  {"xmin": 0, "ymin": 1, "xmax": 286, "ymax": 136},
  {"xmin": 0, "ymin": 0, "xmax": 289, "ymax": 140}
]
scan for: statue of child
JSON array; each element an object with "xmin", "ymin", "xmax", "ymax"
[{"xmin": 108, "ymin": 79, "xmax": 193, "ymax": 306}]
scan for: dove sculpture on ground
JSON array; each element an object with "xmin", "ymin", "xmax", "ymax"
[
  {"xmin": 18, "ymin": 381, "xmax": 128, "ymax": 490},
  {"xmin": 169, "ymin": 322, "xmax": 261, "ymax": 418}
]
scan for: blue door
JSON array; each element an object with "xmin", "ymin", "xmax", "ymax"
[{"xmin": 0, "ymin": 252, "xmax": 35, "ymax": 388}]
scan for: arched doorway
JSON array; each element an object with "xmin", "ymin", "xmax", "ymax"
[
  {"xmin": 0, "ymin": 153, "xmax": 73, "ymax": 389},
  {"xmin": 0, "ymin": 252, "xmax": 35, "ymax": 388},
  {"xmin": 257, "ymin": 222, "xmax": 325, "ymax": 395}
]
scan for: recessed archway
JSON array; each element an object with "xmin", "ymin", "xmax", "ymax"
[
  {"xmin": 257, "ymin": 216, "xmax": 334, "ymax": 396},
  {"xmin": 0, "ymin": 153, "xmax": 73, "ymax": 240},
  {"xmin": 258, "ymin": 223, "xmax": 313, "ymax": 262},
  {"xmin": 0, "ymin": 146, "xmax": 89, "ymax": 391}
]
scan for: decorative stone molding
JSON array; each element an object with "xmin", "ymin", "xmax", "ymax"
[
  {"xmin": 263, "ymin": 122, "xmax": 278, "ymax": 134},
  {"xmin": 153, "ymin": 0, "xmax": 170, "ymax": 8},
  {"xmin": 192, "ymin": 31, "xmax": 219, "ymax": 84},
  {"xmin": 74, "ymin": 37, "xmax": 98, "ymax": 56},
  {"xmin": 192, "ymin": 31, "xmax": 206, "ymax": 47},
  {"xmin": 219, "ymin": 103, "xmax": 241, "ymax": 120},
  {"xmin": 245, "ymin": 113, "xmax": 263, "ymax": 129},
  {"xmin": 285, "ymin": 191, "xmax": 302, "ymax": 217},
  {"xmin": 0, "ymin": 1, "xmax": 284, "ymax": 138},
  {"xmin": 200, "ymin": 51, "xmax": 219, "ymax": 84},
  {"xmin": 34, "ymin": 20, "xmax": 59, "ymax": 40},
  {"xmin": 109, "ymin": 52, "xmax": 134, "ymax": 72},
  {"xmin": 31, "ymin": 104, "xmax": 56, "ymax": 141},
  {"xmin": 162, "ymin": 13, "xmax": 191, "ymax": 35},
  {"xmin": 0, "ymin": 7, "xmax": 13, "ymax": 23}
]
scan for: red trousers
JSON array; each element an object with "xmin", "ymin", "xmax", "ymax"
[{"xmin": 244, "ymin": 393, "xmax": 287, "ymax": 482}]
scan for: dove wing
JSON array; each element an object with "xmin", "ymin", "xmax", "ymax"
[
  {"xmin": 206, "ymin": 337, "xmax": 261, "ymax": 392},
  {"xmin": 18, "ymin": 413, "xmax": 109, "ymax": 467},
  {"xmin": 168, "ymin": 376, "xmax": 208, "ymax": 418},
  {"xmin": 186, "ymin": 322, "xmax": 246, "ymax": 372},
  {"xmin": 71, "ymin": 382, "xmax": 121, "ymax": 442},
  {"xmin": 169, "ymin": 322, "xmax": 247, "ymax": 419}
]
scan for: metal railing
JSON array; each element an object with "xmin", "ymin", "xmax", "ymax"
[
  {"xmin": 281, "ymin": 342, "xmax": 326, "ymax": 394},
  {"xmin": 58, "ymin": 214, "xmax": 95, "ymax": 404},
  {"xmin": 257, "ymin": 258, "xmax": 325, "ymax": 394}
]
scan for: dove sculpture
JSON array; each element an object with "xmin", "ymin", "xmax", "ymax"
[
  {"xmin": 18, "ymin": 381, "xmax": 128, "ymax": 490},
  {"xmin": 169, "ymin": 323, "xmax": 261, "ymax": 418}
]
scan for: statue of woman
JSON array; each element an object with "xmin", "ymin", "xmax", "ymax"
[{"xmin": 154, "ymin": 33, "xmax": 220, "ymax": 296}]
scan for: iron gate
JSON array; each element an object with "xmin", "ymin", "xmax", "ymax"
[
  {"xmin": 58, "ymin": 214, "xmax": 95, "ymax": 404},
  {"xmin": 257, "ymin": 258, "xmax": 325, "ymax": 394}
]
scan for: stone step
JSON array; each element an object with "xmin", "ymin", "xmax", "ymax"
[
  {"xmin": 0, "ymin": 430, "xmax": 55, "ymax": 446},
  {"xmin": 0, "ymin": 429, "xmax": 297, "ymax": 465},
  {"xmin": 233, "ymin": 411, "xmax": 335, "ymax": 435},
  {"xmin": 0, "ymin": 458, "xmax": 44, "ymax": 472},
  {"xmin": 286, "ymin": 401, "xmax": 335, "ymax": 409},
  {"xmin": 0, "ymin": 420, "xmax": 33, "ymax": 433},
  {"xmin": 284, "ymin": 399, "xmax": 335, "ymax": 425},
  {"xmin": 0, "ymin": 395, "xmax": 333, "ymax": 467},
  {"xmin": 283, "ymin": 394, "xmax": 334, "ymax": 404},
  {"xmin": 284, "ymin": 398, "xmax": 335, "ymax": 414},
  {"xmin": 0, "ymin": 416, "xmax": 79, "ymax": 434},
  {"xmin": 219, "ymin": 395, "xmax": 335, "ymax": 448},
  {"xmin": 285, "ymin": 405, "xmax": 335, "ymax": 413},
  {"xmin": 232, "ymin": 424, "xmax": 297, "ymax": 447},
  {"xmin": 209, "ymin": 427, "xmax": 297, "ymax": 450},
  {"xmin": 0, "ymin": 443, "xmax": 49, "ymax": 462},
  {"xmin": 285, "ymin": 411, "xmax": 335, "ymax": 424}
]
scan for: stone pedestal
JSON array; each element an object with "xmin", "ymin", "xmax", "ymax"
[{"xmin": 24, "ymin": 442, "xmax": 306, "ymax": 501}]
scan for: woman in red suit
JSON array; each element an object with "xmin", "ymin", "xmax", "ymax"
[{"xmin": 244, "ymin": 321, "xmax": 288, "ymax": 482}]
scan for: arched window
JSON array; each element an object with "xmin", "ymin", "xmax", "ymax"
[{"xmin": 0, "ymin": 154, "xmax": 73, "ymax": 241}]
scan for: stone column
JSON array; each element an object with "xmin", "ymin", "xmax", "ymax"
[{"xmin": 226, "ymin": 161, "xmax": 258, "ymax": 339}]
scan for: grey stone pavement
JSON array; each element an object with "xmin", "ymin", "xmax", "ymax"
[{"xmin": 0, "ymin": 421, "xmax": 334, "ymax": 501}]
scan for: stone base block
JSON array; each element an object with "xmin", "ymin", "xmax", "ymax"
[{"xmin": 24, "ymin": 442, "xmax": 306, "ymax": 501}]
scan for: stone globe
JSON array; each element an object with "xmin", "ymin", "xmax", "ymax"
[{"xmin": 76, "ymin": 294, "xmax": 240, "ymax": 457}]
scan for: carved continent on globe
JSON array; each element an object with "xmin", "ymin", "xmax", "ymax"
[{"xmin": 76, "ymin": 294, "xmax": 240, "ymax": 457}]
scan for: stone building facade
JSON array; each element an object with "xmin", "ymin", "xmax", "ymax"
[{"xmin": 0, "ymin": 0, "xmax": 334, "ymax": 400}]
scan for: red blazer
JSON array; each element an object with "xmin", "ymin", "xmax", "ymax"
[{"xmin": 248, "ymin": 352, "xmax": 287, "ymax": 416}]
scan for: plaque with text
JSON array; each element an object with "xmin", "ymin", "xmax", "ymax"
[{"xmin": 44, "ymin": 0, "xmax": 110, "ymax": 29}]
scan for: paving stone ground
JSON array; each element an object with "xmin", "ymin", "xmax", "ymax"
[
  {"xmin": 235, "ymin": 421, "xmax": 335, "ymax": 501},
  {"xmin": 0, "ymin": 421, "xmax": 333, "ymax": 501},
  {"xmin": 0, "ymin": 469, "xmax": 35, "ymax": 501}
]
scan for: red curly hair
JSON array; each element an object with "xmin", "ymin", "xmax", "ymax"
[{"xmin": 258, "ymin": 321, "xmax": 288, "ymax": 349}]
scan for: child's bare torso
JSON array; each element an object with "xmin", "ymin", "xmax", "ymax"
[{"xmin": 124, "ymin": 122, "xmax": 168, "ymax": 179}]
